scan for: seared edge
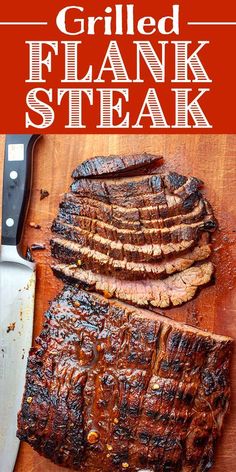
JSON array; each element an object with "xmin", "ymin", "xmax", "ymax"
[{"xmin": 72, "ymin": 153, "xmax": 163, "ymax": 179}]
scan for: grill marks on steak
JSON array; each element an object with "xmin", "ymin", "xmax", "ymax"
[
  {"xmin": 51, "ymin": 262, "xmax": 214, "ymax": 308},
  {"xmin": 53, "ymin": 214, "xmax": 214, "ymax": 246},
  {"xmin": 51, "ymin": 228, "xmax": 198, "ymax": 263},
  {"xmin": 51, "ymin": 159, "xmax": 217, "ymax": 307},
  {"xmin": 70, "ymin": 174, "xmax": 202, "ymax": 206},
  {"xmin": 58, "ymin": 196, "xmax": 207, "ymax": 231},
  {"xmin": 64, "ymin": 191, "xmax": 200, "ymax": 217},
  {"xmin": 50, "ymin": 235, "xmax": 211, "ymax": 280},
  {"xmin": 17, "ymin": 288, "xmax": 232, "ymax": 471},
  {"xmin": 72, "ymin": 153, "xmax": 163, "ymax": 179}
]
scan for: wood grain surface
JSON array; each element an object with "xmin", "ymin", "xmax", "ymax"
[{"xmin": 0, "ymin": 134, "xmax": 235, "ymax": 472}]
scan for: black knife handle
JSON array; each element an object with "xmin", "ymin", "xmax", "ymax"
[{"xmin": 1, "ymin": 134, "xmax": 41, "ymax": 247}]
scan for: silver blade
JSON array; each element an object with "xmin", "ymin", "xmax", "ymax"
[{"xmin": 0, "ymin": 257, "xmax": 35, "ymax": 472}]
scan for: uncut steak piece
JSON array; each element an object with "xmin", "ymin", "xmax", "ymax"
[
  {"xmin": 72, "ymin": 153, "xmax": 163, "ymax": 179},
  {"xmin": 17, "ymin": 287, "xmax": 232, "ymax": 472},
  {"xmin": 51, "ymin": 261, "xmax": 214, "ymax": 308}
]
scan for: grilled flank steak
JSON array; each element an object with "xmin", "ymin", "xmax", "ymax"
[
  {"xmin": 18, "ymin": 154, "xmax": 231, "ymax": 472},
  {"xmin": 51, "ymin": 154, "xmax": 217, "ymax": 307},
  {"xmin": 17, "ymin": 287, "xmax": 232, "ymax": 472}
]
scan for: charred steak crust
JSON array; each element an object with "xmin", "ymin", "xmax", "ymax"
[
  {"xmin": 72, "ymin": 153, "xmax": 163, "ymax": 179},
  {"xmin": 70, "ymin": 174, "xmax": 202, "ymax": 206},
  {"xmin": 17, "ymin": 288, "xmax": 232, "ymax": 472},
  {"xmin": 57, "ymin": 196, "xmax": 208, "ymax": 230},
  {"xmin": 63, "ymin": 191, "xmax": 202, "ymax": 216}
]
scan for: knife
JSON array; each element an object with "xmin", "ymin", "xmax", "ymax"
[{"xmin": 0, "ymin": 134, "xmax": 41, "ymax": 472}]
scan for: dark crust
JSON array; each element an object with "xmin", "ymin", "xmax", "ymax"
[
  {"xmin": 70, "ymin": 174, "xmax": 202, "ymax": 206},
  {"xmin": 57, "ymin": 196, "xmax": 208, "ymax": 231},
  {"xmin": 64, "ymin": 190, "xmax": 202, "ymax": 216},
  {"xmin": 72, "ymin": 153, "xmax": 163, "ymax": 179},
  {"xmin": 17, "ymin": 287, "xmax": 232, "ymax": 471}
]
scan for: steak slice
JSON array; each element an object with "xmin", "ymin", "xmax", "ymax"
[
  {"xmin": 64, "ymin": 191, "xmax": 201, "ymax": 217},
  {"xmin": 17, "ymin": 287, "xmax": 232, "ymax": 471},
  {"xmin": 71, "ymin": 174, "xmax": 202, "ymax": 206},
  {"xmin": 52, "ymin": 216, "xmax": 215, "ymax": 246},
  {"xmin": 51, "ymin": 231, "xmax": 198, "ymax": 263},
  {"xmin": 51, "ymin": 261, "xmax": 214, "ymax": 308},
  {"xmin": 58, "ymin": 197, "xmax": 208, "ymax": 231},
  {"xmin": 50, "ymin": 235, "xmax": 211, "ymax": 280},
  {"xmin": 72, "ymin": 153, "xmax": 163, "ymax": 179}
]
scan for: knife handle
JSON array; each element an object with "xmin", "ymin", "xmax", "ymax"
[{"xmin": 1, "ymin": 134, "xmax": 41, "ymax": 247}]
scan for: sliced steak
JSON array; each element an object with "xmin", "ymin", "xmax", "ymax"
[
  {"xmin": 64, "ymin": 192, "xmax": 201, "ymax": 218},
  {"xmin": 72, "ymin": 153, "xmax": 163, "ymax": 179},
  {"xmin": 52, "ymin": 215, "xmax": 215, "ymax": 246},
  {"xmin": 58, "ymin": 198, "xmax": 208, "ymax": 231},
  {"xmin": 51, "ymin": 261, "xmax": 214, "ymax": 308},
  {"xmin": 51, "ymin": 162, "xmax": 217, "ymax": 306},
  {"xmin": 70, "ymin": 174, "xmax": 202, "ymax": 206},
  {"xmin": 51, "ymin": 230, "xmax": 199, "ymax": 264},
  {"xmin": 17, "ymin": 287, "xmax": 232, "ymax": 471},
  {"xmin": 50, "ymin": 235, "xmax": 211, "ymax": 280}
]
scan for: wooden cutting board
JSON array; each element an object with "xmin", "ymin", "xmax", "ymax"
[{"xmin": 0, "ymin": 134, "xmax": 235, "ymax": 472}]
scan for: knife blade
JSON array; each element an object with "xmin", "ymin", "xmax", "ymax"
[{"xmin": 0, "ymin": 134, "xmax": 41, "ymax": 472}]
